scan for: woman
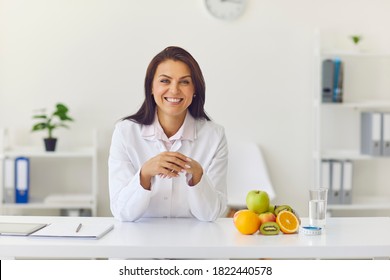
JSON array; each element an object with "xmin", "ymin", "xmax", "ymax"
[{"xmin": 108, "ymin": 46, "xmax": 228, "ymax": 222}]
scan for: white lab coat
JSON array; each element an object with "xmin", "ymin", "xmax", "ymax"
[{"xmin": 108, "ymin": 115, "xmax": 228, "ymax": 222}]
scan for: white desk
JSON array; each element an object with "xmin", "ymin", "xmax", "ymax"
[{"xmin": 0, "ymin": 216, "xmax": 389, "ymax": 259}]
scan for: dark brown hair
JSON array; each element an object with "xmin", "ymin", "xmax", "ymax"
[{"xmin": 124, "ymin": 46, "xmax": 210, "ymax": 124}]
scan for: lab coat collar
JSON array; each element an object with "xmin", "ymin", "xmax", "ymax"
[{"xmin": 141, "ymin": 111, "xmax": 196, "ymax": 141}]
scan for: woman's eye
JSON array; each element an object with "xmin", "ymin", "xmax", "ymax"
[
  {"xmin": 180, "ymin": 80, "xmax": 190, "ymax": 85},
  {"xmin": 160, "ymin": 79, "xmax": 170, "ymax": 84}
]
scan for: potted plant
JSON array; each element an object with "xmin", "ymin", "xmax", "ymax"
[
  {"xmin": 350, "ymin": 35, "xmax": 362, "ymax": 52},
  {"xmin": 32, "ymin": 103, "xmax": 74, "ymax": 151},
  {"xmin": 351, "ymin": 35, "xmax": 362, "ymax": 45}
]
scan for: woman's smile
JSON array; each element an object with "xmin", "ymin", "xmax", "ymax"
[{"xmin": 164, "ymin": 97, "xmax": 184, "ymax": 104}]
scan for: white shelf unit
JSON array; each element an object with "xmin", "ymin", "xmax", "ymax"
[
  {"xmin": 0, "ymin": 129, "xmax": 98, "ymax": 216},
  {"xmin": 313, "ymin": 34, "xmax": 390, "ymax": 214}
]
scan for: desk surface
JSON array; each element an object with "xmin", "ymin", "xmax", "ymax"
[{"xmin": 0, "ymin": 216, "xmax": 389, "ymax": 259}]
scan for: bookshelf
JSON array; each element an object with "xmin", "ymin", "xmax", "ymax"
[
  {"xmin": 312, "ymin": 31, "xmax": 390, "ymax": 215},
  {"xmin": 0, "ymin": 128, "xmax": 98, "ymax": 216}
]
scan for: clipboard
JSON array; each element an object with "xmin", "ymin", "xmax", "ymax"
[
  {"xmin": 29, "ymin": 221, "xmax": 114, "ymax": 239},
  {"xmin": 0, "ymin": 222, "xmax": 48, "ymax": 236}
]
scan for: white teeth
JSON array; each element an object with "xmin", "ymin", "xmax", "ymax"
[{"xmin": 166, "ymin": 98, "xmax": 182, "ymax": 102}]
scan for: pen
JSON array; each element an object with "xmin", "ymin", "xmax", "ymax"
[{"xmin": 76, "ymin": 223, "xmax": 82, "ymax": 233}]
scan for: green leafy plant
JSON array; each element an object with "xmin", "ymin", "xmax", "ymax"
[
  {"xmin": 351, "ymin": 35, "xmax": 362, "ymax": 45},
  {"xmin": 32, "ymin": 103, "xmax": 74, "ymax": 139}
]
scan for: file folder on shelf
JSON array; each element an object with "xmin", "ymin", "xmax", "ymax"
[
  {"xmin": 15, "ymin": 157, "xmax": 30, "ymax": 203},
  {"xmin": 361, "ymin": 112, "xmax": 382, "ymax": 156},
  {"xmin": 382, "ymin": 113, "xmax": 390, "ymax": 156},
  {"xmin": 330, "ymin": 160, "xmax": 342, "ymax": 204},
  {"xmin": 322, "ymin": 59, "xmax": 334, "ymax": 103},
  {"xmin": 3, "ymin": 157, "xmax": 15, "ymax": 203},
  {"xmin": 341, "ymin": 160, "xmax": 353, "ymax": 204},
  {"xmin": 320, "ymin": 160, "xmax": 331, "ymax": 190},
  {"xmin": 321, "ymin": 160, "xmax": 334, "ymax": 204}
]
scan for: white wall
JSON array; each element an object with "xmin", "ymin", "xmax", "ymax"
[{"xmin": 1, "ymin": 0, "xmax": 390, "ymax": 217}]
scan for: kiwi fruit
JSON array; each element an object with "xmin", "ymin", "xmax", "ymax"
[
  {"xmin": 274, "ymin": 205, "xmax": 293, "ymax": 216},
  {"xmin": 259, "ymin": 222, "xmax": 280, "ymax": 235}
]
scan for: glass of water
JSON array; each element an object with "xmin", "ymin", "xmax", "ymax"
[{"xmin": 309, "ymin": 187, "xmax": 328, "ymax": 228}]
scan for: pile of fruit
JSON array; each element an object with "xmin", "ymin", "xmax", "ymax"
[{"xmin": 233, "ymin": 190, "xmax": 300, "ymax": 235}]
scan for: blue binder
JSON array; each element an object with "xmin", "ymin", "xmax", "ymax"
[
  {"xmin": 333, "ymin": 58, "xmax": 343, "ymax": 103},
  {"xmin": 14, "ymin": 157, "xmax": 30, "ymax": 203}
]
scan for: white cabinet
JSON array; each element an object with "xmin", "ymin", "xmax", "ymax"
[
  {"xmin": 0, "ymin": 129, "xmax": 98, "ymax": 216},
  {"xmin": 313, "ymin": 36, "xmax": 390, "ymax": 214}
]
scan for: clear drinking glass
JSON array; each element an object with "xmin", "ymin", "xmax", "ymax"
[{"xmin": 309, "ymin": 187, "xmax": 328, "ymax": 228}]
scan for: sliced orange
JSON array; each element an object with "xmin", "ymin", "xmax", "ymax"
[{"xmin": 276, "ymin": 210, "xmax": 299, "ymax": 234}]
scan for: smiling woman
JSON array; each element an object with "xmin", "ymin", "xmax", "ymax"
[
  {"xmin": 108, "ymin": 46, "xmax": 228, "ymax": 222},
  {"xmin": 152, "ymin": 59, "xmax": 195, "ymax": 137}
]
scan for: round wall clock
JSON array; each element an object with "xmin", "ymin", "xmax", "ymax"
[{"xmin": 204, "ymin": 0, "xmax": 247, "ymax": 21}]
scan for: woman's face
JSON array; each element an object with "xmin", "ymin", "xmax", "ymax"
[{"xmin": 152, "ymin": 59, "xmax": 195, "ymax": 121}]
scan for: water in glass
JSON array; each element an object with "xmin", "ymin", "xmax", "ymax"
[{"xmin": 309, "ymin": 199, "xmax": 326, "ymax": 227}]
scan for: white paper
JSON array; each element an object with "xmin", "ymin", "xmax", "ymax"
[
  {"xmin": 30, "ymin": 221, "xmax": 114, "ymax": 239},
  {"xmin": 0, "ymin": 223, "xmax": 48, "ymax": 236}
]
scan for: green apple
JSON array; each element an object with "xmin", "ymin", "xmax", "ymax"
[
  {"xmin": 246, "ymin": 190, "xmax": 270, "ymax": 214},
  {"xmin": 268, "ymin": 204, "xmax": 275, "ymax": 214}
]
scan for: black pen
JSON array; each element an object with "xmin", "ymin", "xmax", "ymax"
[{"xmin": 76, "ymin": 223, "xmax": 82, "ymax": 233}]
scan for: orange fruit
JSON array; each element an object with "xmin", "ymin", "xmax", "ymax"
[
  {"xmin": 233, "ymin": 209, "xmax": 247, "ymax": 223},
  {"xmin": 276, "ymin": 210, "xmax": 299, "ymax": 234},
  {"xmin": 233, "ymin": 209, "xmax": 261, "ymax": 235}
]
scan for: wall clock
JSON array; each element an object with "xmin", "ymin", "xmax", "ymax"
[{"xmin": 204, "ymin": 0, "xmax": 247, "ymax": 21}]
